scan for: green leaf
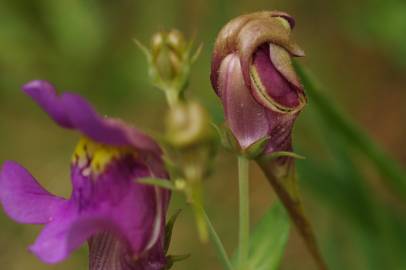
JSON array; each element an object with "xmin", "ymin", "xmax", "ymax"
[
  {"xmin": 247, "ymin": 202, "xmax": 290, "ymax": 270},
  {"xmin": 294, "ymin": 63, "xmax": 406, "ymax": 269},
  {"xmin": 294, "ymin": 61, "xmax": 406, "ymax": 200}
]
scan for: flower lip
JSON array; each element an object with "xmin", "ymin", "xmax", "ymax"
[{"xmin": 249, "ymin": 44, "xmax": 306, "ymax": 114}]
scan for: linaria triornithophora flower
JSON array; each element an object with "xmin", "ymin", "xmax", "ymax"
[
  {"xmin": 210, "ymin": 11, "xmax": 306, "ymax": 156},
  {"xmin": 210, "ymin": 13, "xmax": 329, "ymax": 270},
  {"xmin": 0, "ymin": 80, "xmax": 170, "ymax": 270}
]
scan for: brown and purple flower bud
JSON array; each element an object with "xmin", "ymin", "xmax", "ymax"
[
  {"xmin": 211, "ymin": 13, "xmax": 329, "ymax": 269},
  {"xmin": 210, "ymin": 11, "xmax": 306, "ymax": 156}
]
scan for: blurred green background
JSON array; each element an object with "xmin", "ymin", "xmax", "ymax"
[{"xmin": 1, "ymin": 0, "xmax": 406, "ymax": 269}]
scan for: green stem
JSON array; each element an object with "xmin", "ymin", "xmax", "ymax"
[
  {"xmin": 165, "ymin": 88, "xmax": 180, "ymax": 108},
  {"xmin": 200, "ymin": 206, "xmax": 235, "ymax": 270},
  {"xmin": 189, "ymin": 181, "xmax": 209, "ymax": 242},
  {"xmin": 238, "ymin": 156, "xmax": 250, "ymax": 269}
]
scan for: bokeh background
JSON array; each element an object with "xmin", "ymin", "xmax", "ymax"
[{"xmin": 1, "ymin": 0, "xmax": 406, "ymax": 269}]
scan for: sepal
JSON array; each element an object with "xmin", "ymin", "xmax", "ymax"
[
  {"xmin": 165, "ymin": 101, "xmax": 215, "ymax": 149},
  {"xmin": 165, "ymin": 209, "xmax": 182, "ymax": 253},
  {"xmin": 262, "ymin": 150, "xmax": 305, "ymax": 161},
  {"xmin": 243, "ymin": 136, "xmax": 270, "ymax": 159},
  {"xmin": 211, "ymin": 123, "xmax": 240, "ymax": 152},
  {"xmin": 213, "ymin": 124, "xmax": 273, "ymax": 159},
  {"xmin": 164, "ymin": 254, "xmax": 191, "ymax": 270}
]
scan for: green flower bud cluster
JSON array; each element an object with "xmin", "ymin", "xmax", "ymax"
[
  {"xmin": 137, "ymin": 30, "xmax": 215, "ymax": 242},
  {"xmin": 165, "ymin": 101, "xmax": 214, "ymax": 149},
  {"xmin": 135, "ymin": 29, "xmax": 202, "ymax": 106},
  {"xmin": 151, "ymin": 30, "xmax": 185, "ymax": 84}
]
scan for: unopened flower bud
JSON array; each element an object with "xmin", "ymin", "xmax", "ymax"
[
  {"xmin": 210, "ymin": 11, "xmax": 306, "ymax": 156},
  {"xmin": 167, "ymin": 29, "xmax": 186, "ymax": 55},
  {"xmin": 151, "ymin": 30, "xmax": 186, "ymax": 83},
  {"xmin": 165, "ymin": 101, "xmax": 214, "ymax": 149},
  {"xmin": 211, "ymin": 13, "xmax": 329, "ymax": 269},
  {"xmin": 137, "ymin": 29, "xmax": 202, "ymax": 106}
]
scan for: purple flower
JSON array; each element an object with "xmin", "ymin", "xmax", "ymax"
[
  {"xmin": 210, "ymin": 11, "xmax": 306, "ymax": 155},
  {"xmin": 0, "ymin": 80, "xmax": 170, "ymax": 270}
]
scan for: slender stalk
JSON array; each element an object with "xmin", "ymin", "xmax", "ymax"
[
  {"xmin": 164, "ymin": 88, "xmax": 179, "ymax": 108},
  {"xmin": 200, "ymin": 206, "xmax": 235, "ymax": 270},
  {"xmin": 257, "ymin": 159, "xmax": 328, "ymax": 270},
  {"xmin": 189, "ymin": 181, "xmax": 209, "ymax": 242},
  {"xmin": 238, "ymin": 156, "xmax": 250, "ymax": 269}
]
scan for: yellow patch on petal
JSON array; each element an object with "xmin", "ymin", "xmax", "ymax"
[{"xmin": 72, "ymin": 137, "xmax": 135, "ymax": 175}]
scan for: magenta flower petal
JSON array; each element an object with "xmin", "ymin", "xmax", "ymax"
[
  {"xmin": 0, "ymin": 161, "xmax": 66, "ymax": 224},
  {"xmin": 28, "ymin": 172, "xmax": 167, "ymax": 264},
  {"xmin": 29, "ymin": 202, "xmax": 80, "ymax": 263},
  {"xmin": 29, "ymin": 202, "xmax": 143, "ymax": 264},
  {"xmin": 23, "ymin": 80, "xmax": 161, "ymax": 154},
  {"xmin": 69, "ymin": 157, "xmax": 168, "ymax": 255},
  {"xmin": 22, "ymin": 80, "xmax": 73, "ymax": 128},
  {"xmin": 218, "ymin": 53, "xmax": 269, "ymax": 149}
]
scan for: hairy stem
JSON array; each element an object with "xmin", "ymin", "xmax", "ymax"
[{"xmin": 257, "ymin": 158, "xmax": 328, "ymax": 270}]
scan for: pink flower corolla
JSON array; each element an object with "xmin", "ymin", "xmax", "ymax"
[{"xmin": 210, "ymin": 11, "xmax": 306, "ymax": 155}]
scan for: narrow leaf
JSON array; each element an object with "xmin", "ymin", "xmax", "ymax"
[
  {"xmin": 165, "ymin": 209, "xmax": 182, "ymax": 252},
  {"xmin": 294, "ymin": 61, "xmax": 406, "ymax": 200}
]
